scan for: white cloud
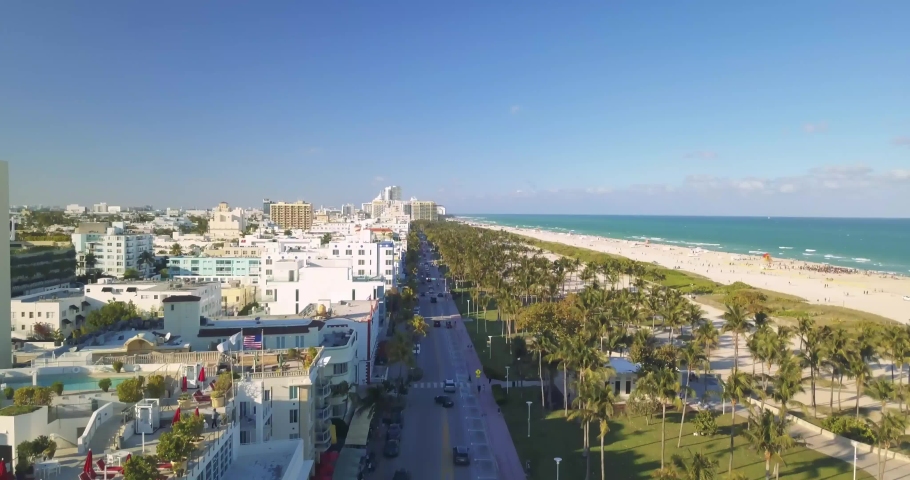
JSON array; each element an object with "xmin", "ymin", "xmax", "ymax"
[
  {"xmin": 510, "ymin": 105, "xmax": 521, "ymax": 115},
  {"xmin": 684, "ymin": 151, "xmax": 718, "ymax": 160},
  {"xmin": 893, "ymin": 136, "xmax": 910, "ymax": 147},
  {"xmin": 803, "ymin": 122, "xmax": 829, "ymax": 134}
]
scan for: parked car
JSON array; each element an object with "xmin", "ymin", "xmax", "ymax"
[
  {"xmin": 434, "ymin": 395, "xmax": 455, "ymax": 408},
  {"xmin": 386, "ymin": 423, "xmax": 402, "ymax": 441},
  {"xmin": 437, "ymin": 293, "xmax": 444, "ymax": 298},
  {"xmin": 434, "ymin": 320, "xmax": 441, "ymax": 327},
  {"xmin": 443, "ymin": 380, "xmax": 457, "ymax": 393},
  {"xmin": 446, "ymin": 321, "xmax": 453, "ymax": 329},
  {"xmin": 430, "ymin": 297, "xmax": 437, "ymax": 303},
  {"xmin": 453, "ymin": 446, "xmax": 470, "ymax": 465},
  {"xmin": 383, "ymin": 439, "xmax": 401, "ymax": 458}
]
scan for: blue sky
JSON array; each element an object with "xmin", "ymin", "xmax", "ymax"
[{"xmin": 1, "ymin": 2, "xmax": 908, "ymax": 216}]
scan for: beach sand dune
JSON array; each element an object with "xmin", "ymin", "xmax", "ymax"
[{"xmin": 474, "ymin": 223, "xmax": 910, "ymax": 324}]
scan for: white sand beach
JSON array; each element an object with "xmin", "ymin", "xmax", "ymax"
[{"xmin": 472, "ymin": 223, "xmax": 910, "ymax": 324}]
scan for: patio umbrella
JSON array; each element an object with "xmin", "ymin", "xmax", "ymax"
[
  {"xmin": 198, "ymin": 366, "xmax": 206, "ymax": 382},
  {"xmin": 0, "ymin": 460, "xmax": 9, "ymax": 480},
  {"xmin": 83, "ymin": 450, "xmax": 94, "ymax": 473},
  {"xmin": 172, "ymin": 408, "xmax": 182, "ymax": 426},
  {"xmin": 181, "ymin": 376, "xmax": 187, "ymax": 392},
  {"xmin": 124, "ymin": 454, "xmax": 132, "ymax": 464},
  {"xmin": 194, "ymin": 407, "xmax": 200, "ymax": 417}
]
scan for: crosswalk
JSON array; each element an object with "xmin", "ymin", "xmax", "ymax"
[{"xmin": 410, "ymin": 381, "xmax": 471, "ymax": 390}]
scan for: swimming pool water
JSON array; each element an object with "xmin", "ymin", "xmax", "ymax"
[{"xmin": 2, "ymin": 374, "xmax": 131, "ymax": 392}]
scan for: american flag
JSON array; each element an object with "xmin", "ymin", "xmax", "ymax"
[{"xmin": 243, "ymin": 334, "xmax": 262, "ymax": 350}]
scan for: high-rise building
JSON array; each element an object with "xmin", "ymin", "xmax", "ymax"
[
  {"xmin": 270, "ymin": 201, "xmax": 314, "ymax": 230},
  {"xmin": 208, "ymin": 202, "xmax": 247, "ymax": 238},
  {"xmin": 342, "ymin": 204, "xmax": 354, "ymax": 216},
  {"xmin": 1, "ymin": 161, "xmax": 10, "ymax": 368},
  {"xmin": 361, "ymin": 202, "xmax": 373, "ymax": 217},
  {"xmin": 380, "ymin": 186, "xmax": 402, "ymax": 201},
  {"xmin": 410, "ymin": 200, "xmax": 438, "ymax": 221},
  {"xmin": 370, "ymin": 199, "xmax": 387, "ymax": 219},
  {"xmin": 262, "ymin": 198, "xmax": 274, "ymax": 217}
]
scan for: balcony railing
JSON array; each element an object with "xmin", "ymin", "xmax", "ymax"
[
  {"xmin": 315, "ymin": 427, "xmax": 331, "ymax": 449},
  {"xmin": 316, "ymin": 381, "xmax": 331, "ymax": 399},
  {"xmin": 317, "ymin": 404, "xmax": 331, "ymax": 422}
]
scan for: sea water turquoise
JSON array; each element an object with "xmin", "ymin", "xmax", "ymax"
[{"xmin": 461, "ymin": 215, "xmax": 910, "ymax": 274}]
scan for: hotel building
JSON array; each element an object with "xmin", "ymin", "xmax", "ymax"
[
  {"xmin": 269, "ymin": 201, "xmax": 314, "ymax": 230},
  {"xmin": 410, "ymin": 200, "xmax": 438, "ymax": 221},
  {"xmin": 71, "ymin": 223, "xmax": 154, "ymax": 277},
  {"xmin": 207, "ymin": 202, "xmax": 248, "ymax": 239},
  {"xmin": 83, "ymin": 279, "xmax": 222, "ymax": 317}
]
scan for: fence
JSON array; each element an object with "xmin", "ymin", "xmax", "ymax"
[{"xmin": 77, "ymin": 402, "xmax": 114, "ymax": 454}]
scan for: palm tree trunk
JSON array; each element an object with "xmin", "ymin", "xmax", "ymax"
[
  {"xmin": 855, "ymin": 383, "xmax": 861, "ymax": 418},
  {"xmin": 660, "ymin": 403, "xmax": 667, "ymax": 469},
  {"xmin": 733, "ymin": 334, "xmax": 739, "ymax": 371},
  {"xmin": 563, "ymin": 365, "xmax": 569, "ymax": 415},
  {"xmin": 677, "ymin": 388, "xmax": 689, "ymax": 447},
  {"xmin": 729, "ymin": 401, "xmax": 736, "ymax": 476},
  {"xmin": 584, "ymin": 421, "xmax": 591, "ymax": 480},
  {"xmin": 765, "ymin": 455, "xmax": 771, "ymax": 480},
  {"xmin": 810, "ymin": 366, "xmax": 817, "ymax": 413},
  {"xmin": 600, "ymin": 434, "xmax": 606, "ymax": 480},
  {"xmin": 838, "ymin": 374, "xmax": 844, "ymax": 412},
  {"xmin": 830, "ymin": 369, "xmax": 836, "ymax": 412},
  {"xmin": 539, "ymin": 353, "xmax": 545, "ymax": 408}
]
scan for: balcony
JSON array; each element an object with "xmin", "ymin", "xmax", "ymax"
[
  {"xmin": 314, "ymin": 426, "xmax": 331, "ymax": 449},
  {"xmin": 316, "ymin": 404, "xmax": 331, "ymax": 422},
  {"xmin": 315, "ymin": 379, "xmax": 331, "ymax": 399}
]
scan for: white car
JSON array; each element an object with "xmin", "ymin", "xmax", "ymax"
[
  {"xmin": 413, "ymin": 344, "xmax": 421, "ymax": 355},
  {"xmin": 443, "ymin": 380, "xmax": 457, "ymax": 393}
]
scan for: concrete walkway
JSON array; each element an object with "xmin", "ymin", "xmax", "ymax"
[{"xmin": 456, "ymin": 317, "xmax": 527, "ymax": 480}]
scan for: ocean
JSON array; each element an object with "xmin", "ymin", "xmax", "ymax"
[{"xmin": 460, "ymin": 214, "xmax": 910, "ymax": 274}]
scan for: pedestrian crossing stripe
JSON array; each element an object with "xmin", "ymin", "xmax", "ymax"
[{"xmin": 410, "ymin": 381, "xmax": 471, "ymax": 389}]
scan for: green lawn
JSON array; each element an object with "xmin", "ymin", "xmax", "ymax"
[
  {"xmin": 499, "ymin": 388, "xmax": 871, "ymax": 480},
  {"xmin": 451, "ymin": 290, "xmax": 537, "ymax": 380}
]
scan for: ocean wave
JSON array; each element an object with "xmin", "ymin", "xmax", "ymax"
[
  {"xmin": 805, "ymin": 249, "xmax": 816, "ymax": 252},
  {"xmin": 779, "ymin": 246, "xmax": 792, "ymax": 249},
  {"xmin": 852, "ymin": 258, "xmax": 871, "ymax": 263},
  {"xmin": 748, "ymin": 250, "xmax": 765, "ymax": 254},
  {"xmin": 802, "ymin": 252, "xmax": 815, "ymax": 256},
  {"xmin": 823, "ymin": 254, "xmax": 843, "ymax": 259}
]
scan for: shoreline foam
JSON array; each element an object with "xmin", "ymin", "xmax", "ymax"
[{"xmin": 460, "ymin": 219, "xmax": 910, "ymax": 324}]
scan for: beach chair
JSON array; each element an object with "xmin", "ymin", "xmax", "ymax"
[
  {"xmin": 192, "ymin": 390, "xmax": 211, "ymax": 403},
  {"xmin": 96, "ymin": 459, "xmax": 124, "ymax": 474},
  {"xmin": 84, "ymin": 464, "xmax": 119, "ymax": 479}
]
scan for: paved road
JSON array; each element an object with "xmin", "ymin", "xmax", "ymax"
[{"xmin": 375, "ymin": 251, "xmax": 496, "ymax": 480}]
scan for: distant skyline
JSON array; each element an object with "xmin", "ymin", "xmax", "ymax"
[{"xmin": 2, "ymin": 2, "xmax": 908, "ymax": 217}]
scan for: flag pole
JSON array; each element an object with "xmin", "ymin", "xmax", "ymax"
[{"xmin": 261, "ymin": 328, "xmax": 265, "ymax": 373}]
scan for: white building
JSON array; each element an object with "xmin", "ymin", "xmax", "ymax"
[
  {"xmin": 208, "ymin": 202, "xmax": 248, "ymax": 239},
  {"xmin": 92, "ymin": 203, "xmax": 109, "ymax": 213},
  {"xmin": 261, "ymin": 257, "xmax": 385, "ymax": 316},
  {"xmin": 107, "ymin": 205, "xmax": 122, "ymax": 214},
  {"xmin": 65, "ymin": 204, "xmax": 86, "ymax": 214},
  {"xmin": 71, "ymin": 223, "xmax": 154, "ymax": 277},
  {"xmin": 1, "ymin": 160, "xmax": 11, "ymax": 368},
  {"xmin": 436, "ymin": 205, "xmax": 447, "ymax": 216},
  {"xmin": 341, "ymin": 204, "xmax": 354, "ymax": 216},
  {"xmin": 10, "ymin": 288, "xmax": 93, "ymax": 339},
  {"xmin": 83, "ymin": 279, "xmax": 222, "ymax": 317}
]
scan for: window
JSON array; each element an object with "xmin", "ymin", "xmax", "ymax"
[
  {"xmin": 295, "ymin": 289, "xmax": 299, "ymax": 301},
  {"xmin": 345, "ymin": 249, "xmax": 352, "ymax": 255},
  {"xmin": 29, "ymin": 312, "xmax": 33, "ymax": 319},
  {"xmin": 240, "ymin": 431, "xmax": 250, "ymax": 444},
  {"xmin": 332, "ymin": 362, "xmax": 348, "ymax": 375},
  {"xmin": 289, "ymin": 433, "xmax": 300, "ymax": 440},
  {"xmin": 275, "ymin": 337, "xmax": 286, "ymax": 349},
  {"xmin": 289, "ymin": 409, "xmax": 298, "ymax": 424},
  {"xmin": 294, "ymin": 335, "xmax": 305, "ymax": 348},
  {"xmin": 289, "ymin": 386, "xmax": 298, "ymax": 399},
  {"xmin": 266, "ymin": 258, "xmax": 272, "ymax": 265},
  {"xmin": 385, "ymin": 270, "xmax": 392, "ymax": 275},
  {"xmin": 264, "ymin": 390, "xmax": 271, "ymax": 401},
  {"xmin": 385, "ymin": 260, "xmax": 393, "ymax": 265},
  {"xmin": 47, "ymin": 312, "xmax": 54, "ymax": 319},
  {"xmin": 357, "ymin": 260, "xmax": 365, "ymax": 265},
  {"xmin": 37, "ymin": 312, "xmax": 41, "ymax": 317},
  {"xmin": 20, "ymin": 312, "xmax": 24, "ymax": 317},
  {"xmin": 357, "ymin": 270, "xmax": 365, "ymax": 275},
  {"xmin": 357, "ymin": 250, "xmax": 365, "ymax": 255},
  {"xmin": 170, "ymin": 305, "xmax": 175, "ymax": 311},
  {"xmin": 332, "ymin": 250, "xmax": 339, "ymax": 255}
]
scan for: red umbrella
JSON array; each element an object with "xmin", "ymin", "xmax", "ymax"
[
  {"xmin": 125, "ymin": 453, "xmax": 132, "ymax": 464},
  {"xmin": 83, "ymin": 450, "xmax": 94, "ymax": 474},
  {"xmin": 320, "ymin": 463, "xmax": 335, "ymax": 475},
  {"xmin": 181, "ymin": 376, "xmax": 187, "ymax": 392},
  {"xmin": 198, "ymin": 367, "xmax": 206, "ymax": 382},
  {"xmin": 194, "ymin": 407, "xmax": 200, "ymax": 417},
  {"xmin": 0, "ymin": 460, "xmax": 9, "ymax": 480},
  {"xmin": 172, "ymin": 408, "xmax": 182, "ymax": 426}
]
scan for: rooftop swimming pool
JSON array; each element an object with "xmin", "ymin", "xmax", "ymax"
[{"xmin": 1, "ymin": 374, "xmax": 132, "ymax": 392}]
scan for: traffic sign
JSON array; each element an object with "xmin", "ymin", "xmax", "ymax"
[{"xmin": 475, "ymin": 369, "xmax": 481, "ymax": 378}]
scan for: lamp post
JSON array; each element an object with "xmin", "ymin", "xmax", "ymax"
[
  {"xmin": 488, "ymin": 336, "xmax": 493, "ymax": 360},
  {"xmin": 554, "ymin": 457, "xmax": 562, "ymax": 480},
  {"xmin": 505, "ymin": 366, "xmax": 510, "ymax": 394},
  {"xmin": 526, "ymin": 401, "xmax": 532, "ymax": 438},
  {"xmin": 852, "ymin": 440, "xmax": 858, "ymax": 480}
]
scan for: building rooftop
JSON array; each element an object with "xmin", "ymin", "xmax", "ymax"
[
  {"xmin": 198, "ymin": 315, "xmax": 325, "ymax": 338},
  {"xmin": 13, "ymin": 288, "xmax": 84, "ymax": 303},
  {"xmin": 305, "ymin": 258, "xmax": 351, "ymax": 268},
  {"xmin": 325, "ymin": 300, "xmax": 376, "ymax": 321},
  {"xmin": 609, "ymin": 357, "xmax": 640, "ymax": 374},
  {"xmin": 234, "ymin": 443, "xmax": 300, "ymax": 480},
  {"xmin": 320, "ymin": 328, "xmax": 354, "ymax": 348}
]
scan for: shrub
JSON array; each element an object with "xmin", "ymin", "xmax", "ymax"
[
  {"xmin": 98, "ymin": 378, "xmax": 112, "ymax": 392},
  {"xmin": 50, "ymin": 381, "xmax": 64, "ymax": 396},
  {"xmin": 112, "ymin": 360, "xmax": 124, "ymax": 373},
  {"xmin": 693, "ymin": 409, "xmax": 719, "ymax": 436},
  {"xmin": 123, "ymin": 455, "xmax": 160, "ymax": 480},
  {"xmin": 822, "ymin": 415, "xmax": 876, "ymax": 444},
  {"xmin": 491, "ymin": 384, "xmax": 508, "ymax": 405},
  {"xmin": 155, "ymin": 431, "xmax": 195, "ymax": 464},
  {"xmin": 13, "ymin": 386, "xmax": 53, "ymax": 406},
  {"xmin": 145, "ymin": 375, "xmax": 166, "ymax": 398},
  {"xmin": 3, "ymin": 386, "xmax": 13, "ymax": 399},
  {"xmin": 483, "ymin": 365, "xmax": 505, "ymax": 381},
  {"xmin": 172, "ymin": 413, "xmax": 204, "ymax": 439},
  {"xmin": 213, "ymin": 372, "xmax": 232, "ymax": 394},
  {"xmin": 117, "ymin": 378, "xmax": 145, "ymax": 403}
]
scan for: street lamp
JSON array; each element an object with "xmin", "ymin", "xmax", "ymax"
[
  {"xmin": 852, "ymin": 440, "xmax": 858, "ymax": 480},
  {"xmin": 505, "ymin": 366, "xmax": 510, "ymax": 394},
  {"xmin": 554, "ymin": 457, "xmax": 562, "ymax": 480},
  {"xmin": 488, "ymin": 336, "xmax": 493, "ymax": 360},
  {"xmin": 526, "ymin": 401, "xmax": 532, "ymax": 438}
]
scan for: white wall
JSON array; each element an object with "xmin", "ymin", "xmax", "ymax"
[
  {"xmin": 264, "ymin": 267, "xmax": 382, "ymax": 315},
  {"xmin": 84, "ymin": 282, "xmax": 221, "ymax": 317}
]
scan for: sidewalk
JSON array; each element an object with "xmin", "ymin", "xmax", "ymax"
[{"xmin": 455, "ymin": 319, "xmax": 526, "ymax": 480}]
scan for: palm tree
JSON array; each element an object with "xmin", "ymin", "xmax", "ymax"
[
  {"xmin": 722, "ymin": 303, "xmax": 752, "ymax": 371},
  {"xmin": 137, "ymin": 250, "xmax": 156, "ymax": 273},
  {"xmin": 408, "ymin": 315, "xmax": 429, "ymax": 339},
  {"xmin": 169, "ymin": 243, "xmax": 183, "ymax": 256},
  {"xmin": 677, "ymin": 343, "xmax": 705, "ymax": 447},
  {"xmin": 639, "ymin": 367, "xmax": 682, "ymax": 469},
  {"xmin": 845, "ymin": 352, "xmax": 871, "ymax": 418},
  {"xmin": 742, "ymin": 408, "xmax": 795, "ymax": 480},
  {"xmin": 801, "ymin": 325, "xmax": 829, "ymax": 412},
  {"xmin": 546, "ymin": 338, "xmax": 574, "ymax": 415},
  {"xmin": 771, "ymin": 352, "xmax": 804, "ymax": 421},
  {"xmin": 669, "ymin": 451, "xmax": 719, "ymax": 480},
  {"xmin": 865, "ymin": 376, "xmax": 896, "ymax": 413},
  {"xmin": 590, "ymin": 380, "xmax": 616, "ymax": 480},
  {"xmin": 695, "ymin": 322, "xmax": 720, "ymax": 379},
  {"xmin": 869, "ymin": 410, "xmax": 909, "ymax": 480},
  {"xmin": 569, "ymin": 369, "xmax": 604, "ymax": 480},
  {"xmin": 721, "ymin": 371, "xmax": 754, "ymax": 476}
]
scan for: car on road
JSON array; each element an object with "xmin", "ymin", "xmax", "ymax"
[
  {"xmin": 392, "ymin": 470, "xmax": 411, "ymax": 480},
  {"xmin": 453, "ymin": 446, "xmax": 470, "ymax": 465},
  {"xmin": 386, "ymin": 423, "xmax": 402, "ymax": 441},
  {"xmin": 434, "ymin": 395, "xmax": 454, "ymax": 408},
  {"xmin": 383, "ymin": 439, "xmax": 400, "ymax": 458},
  {"xmin": 434, "ymin": 320, "xmax": 441, "ymax": 327},
  {"xmin": 430, "ymin": 297, "xmax": 437, "ymax": 303},
  {"xmin": 414, "ymin": 306, "xmax": 420, "ymax": 315},
  {"xmin": 443, "ymin": 379, "xmax": 457, "ymax": 393},
  {"xmin": 412, "ymin": 344, "xmax": 421, "ymax": 355},
  {"xmin": 437, "ymin": 292, "xmax": 444, "ymax": 298},
  {"xmin": 446, "ymin": 321, "xmax": 453, "ymax": 329},
  {"xmin": 383, "ymin": 409, "xmax": 403, "ymax": 426},
  {"xmin": 420, "ymin": 292, "xmax": 425, "ymax": 297}
]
